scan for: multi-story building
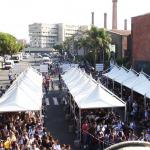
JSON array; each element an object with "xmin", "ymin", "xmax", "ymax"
[
  {"xmin": 132, "ymin": 13, "xmax": 150, "ymax": 74},
  {"xmin": 17, "ymin": 39, "xmax": 27, "ymax": 47},
  {"xmin": 29, "ymin": 23, "xmax": 58, "ymax": 48},
  {"xmin": 29, "ymin": 23, "xmax": 89, "ymax": 48}
]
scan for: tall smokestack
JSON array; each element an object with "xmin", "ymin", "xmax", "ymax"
[
  {"xmin": 104, "ymin": 13, "xmax": 107, "ymax": 29},
  {"xmin": 112, "ymin": 0, "xmax": 118, "ymax": 30},
  {"xmin": 124, "ymin": 19, "xmax": 127, "ymax": 30},
  {"xmin": 91, "ymin": 12, "xmax": 94, "ymax": 26}
]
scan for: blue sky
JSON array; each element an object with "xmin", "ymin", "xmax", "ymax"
[{"xmin": 0, "ymin": 0, "xmax": 149, "ymax": 42}]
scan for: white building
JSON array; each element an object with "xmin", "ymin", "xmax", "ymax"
[
  {"xmin": 29, "ymin": 23, "xmax": 58, "ymax": 48},
  {"xmin": 29, "ymin": 23, "xmax": 89, "ymax": 48}
]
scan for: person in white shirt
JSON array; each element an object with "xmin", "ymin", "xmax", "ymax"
[{"xmin": 52, "ymin": 139, "xmax": 61, "ymax": 150}]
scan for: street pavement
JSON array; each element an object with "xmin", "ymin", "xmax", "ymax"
[
  {"xmin": 0, "ymin": 59, "xmax": 31, "ymax": 87},
  {"xmin": 44, "ymin": 77, "xmax": 81, "ymax": 150}
]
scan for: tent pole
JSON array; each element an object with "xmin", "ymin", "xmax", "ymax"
[
  {"xmin": 144, "ymin": 94, "xmax": 146, "ymax": 109},
  {"xmin": 107, "ymin": 77, "xmax": 108, "ymax": 88},
  {"xmin": 73, "ymin": 100, "xmax": 75, "ymax": 117},
  {"xmin": 113, "ymin": 80, "xmax": 114, "ymax": 91},
  {"xmin": 131, "ymin": 88, "xmax": 133, "ymax": 100},
  {"xmin": 70, "ymin": 94, "xmax": 72, "ymax": 113},
  {"xmin": 124, "ymin": 103, "xmax": 127, "ymax": 122},
  {"xmin": 121, "ymin": 84, "xmax": 123, "ymax": 99},
  {"xmin": 79, "ymin": 109, "xmax": 81, "ymax": 141},
  {"xmin": 40, "ymin": 108, "xmax": 42, "ymax": 123}
]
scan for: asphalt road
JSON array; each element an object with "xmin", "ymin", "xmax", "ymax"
[
  {"xmin": 44, "ymin": 78, "xmax": 79, "ymax": 149},
  {"xmin": 0, "ymin": 58, "xmax": 31, "ymax": 87}
]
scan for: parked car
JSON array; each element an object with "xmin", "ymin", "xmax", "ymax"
[
  {"xmin": 4, "ymin": 60, "xmax": 14, "ymax": 69},
  {"xmin": 4, "ymin": 55, "xmax": 11, "ymax": 61},
  {"xmin": 42, "ymin": 57, "xmax": 52, "ymax": 65},
  {"xmin": 11, "ymin": 55, "xmax": 20, "ymax": 63},
  {"xmin": 23, "ymin": 53, "xmax": 30, "ymax": 59}
]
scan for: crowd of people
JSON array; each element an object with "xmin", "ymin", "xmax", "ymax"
[
  {"xmin": 80, "ymin": 107, "xmax": 150, "ymax": 149},
  {"xmin": 1, "ymin": 58, "xmax": 150, "ymax": 150},
  {"xmin": 73, "ymin": 67, "xmax": 150, "ymax": 149},
  {"xmin": 0, "ymin": 65, "xmax": 72, "ymax": 150},
  {"xmin": 0, "ymin": 111, "xmax": 71, "ymax": 150}
]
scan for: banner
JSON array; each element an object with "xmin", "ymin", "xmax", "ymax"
[
  {"xmin": 40, "ymin": 64, "xmax": 48, "ymax": 73},
  {"xmin": 96, "ymin": 63, "xmax": 104, "ymax": 71}
]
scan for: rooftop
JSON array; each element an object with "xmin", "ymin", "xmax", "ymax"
[
  {"xmin": 108, "ymin": 29, "xmax": 131, "ymax": 36},
  {"xmin": 132, "ymin": 12, "xmax": 150, "ymax": 19}
]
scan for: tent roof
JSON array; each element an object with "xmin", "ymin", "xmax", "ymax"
[
  {"xmin": 123, "ymin": 73, "xmax": 148, "ymax": 89},
  {"xmin": 71, "ymin": 78, "xmax": 97, "ymax": 97},
  {"xmin": 103, "ymin": 65, "xmax": 120, "ymax": 79},
  {"xmin": 76, "ymin": 85, "xmax": 125, "ymax": 109},
  {"xmin": 0, "ymin": 67, "xmax": 43, "ymax": 112},
  {"xmin": 67, "ymin": 72, "xmax": 86, "ymax": 90},
  {"xmin": 114, "ymin": 69, "xmax": 137, "ymax": 84},
  {"xmin": 63, "ymin": 67, "xmax": 125, "ymax": 109},
  {"xmin": 132, "ymin": 76, "xmax": 150, "ymax": 96}
]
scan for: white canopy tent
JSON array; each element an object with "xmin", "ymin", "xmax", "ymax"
[
  {"xmin": 115, "ymin": 69, "xmax": 137, "ymax": 84},
  {"xmin": 0, "ymin": 67, "xmax": 43, "ymax": 112},
  {"xmin": 123, "ymin": 73, "xmax": 149, "ymax": 89},
  {"xmin": 62, "ymin": 66, "xmax": 126, "ymax": 141},
  {"xmin": 63, "ymin": 67, "xmax": 125, "ymax": 109},
  {"xmin": 75, "ymin": 84, "xmax": 125, "ymax": 109},
  {"xmin": 145, "ymin": 92, "xmax": 150, "ymax": 99},
  {"xmin": 62, "ymin": 68, "xmax": 80, "ymax": 84},
  {"xmin": 66, "ymin": 71, "xmax": 86, "ymax": 90},
  {"xmin": 62, "ymin": 67, "xmax": 77, "ymax": 80},
  {"xmin": 71, "ymin": 79, "xmax": 97, "ymax": 98},
  {"xmin": 112, "ymin": 67, "xmax": 128, "ymax": 81},
  {"xmin": 132, "ymin": 76, "xmax": 150, "ymax": 97},
  {"xmin": 103, "ymin": 65, "xmax": 120, "ymax": 79},
  {"xmin": 102, "ymin": 65, "xmax": 150, "ymax": 100},
  {"xmin": 60, "ymin": 63, "xmax": 79, "ymax": 73},
  {"xmin": 71, "ymin": 77, "xmax": 97, "ymax": 97}
]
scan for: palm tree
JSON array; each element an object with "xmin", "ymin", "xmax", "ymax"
[{"xmin": 87, "ymin": 26, "xmax": 111, "ymax": 68}]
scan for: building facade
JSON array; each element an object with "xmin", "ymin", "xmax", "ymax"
[
  {"xmin": 29, "ymin": 23, "xmax": 58, "ymax": 48},
  {"xmin": 29, "ymin": 23, "xmax": 89, "ymax": 48},
  {"xmin": 132, "ymin": 13, "xmax": 150, "ymax": 74},
  {"xmin": 108, "ymin": 30, "xmax": 131, "ymax": 59}
]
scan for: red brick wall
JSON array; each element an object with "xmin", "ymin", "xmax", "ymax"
[{"xmin": 132, "ymin": 14, "xmax": 150, "ymax": 63}]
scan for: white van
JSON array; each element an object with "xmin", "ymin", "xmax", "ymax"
[
  {"xmin": 11, "ymin": 55, "xmax": 20, "ymax": 63},
  {"xmin": 4, "ymin": 60, "xmax": 14, "ymax": 69},
  {"xmin": 42, "ymin": 57, "xmax": 52, "ymax": 65}
]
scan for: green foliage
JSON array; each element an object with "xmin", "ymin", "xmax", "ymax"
[
  {"xmin": 53, "ymin": 44, "xmax": 63, "ymax": 54},
  {"xmin": 86, "ymin": 27, "xmax": 111, "ymax": 67},
  {"xmin": 116, "ymin": 57, "xmax": 128, "ymax": 66},
  {"xmin": 0, "ymin": 32, "xmax": 22, "ymax": 55},
  {"xmin": 62, "ymin": 27, "xmax": 111, "ymax": 67},
  {"xmin": 84, "ymin": 52, "xmax": 94, "ymax": 66}
]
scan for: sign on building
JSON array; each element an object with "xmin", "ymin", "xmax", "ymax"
[
  {"xmin": 96, "ymin": 63, "xmax": 104, "ymax": 72},
  {"xmin": 109, "ymin": 44, "xmax": 116, "ymax": 52},
  {"xmin": 40, "ymin": 64, "xmax": 48, "ymax": 73}
]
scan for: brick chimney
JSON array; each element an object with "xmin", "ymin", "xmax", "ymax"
[
  {"xmin": 91, "ymin": 12, "xmax": 94, "ymax": 26},
  {"xmin": 124, "ymin": 19, "xmax": 127, "ymax": 30},
  {"xmin": 104, "ymin": 13, "xmax": 107, "ymax": 29},
  {"xmin": 112, "ymin": 0, "xmax": 118, "ymax": 30}
]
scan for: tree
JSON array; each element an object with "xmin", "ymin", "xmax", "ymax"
[
  {"xmin": 53, "ymin": 44, "xmax": 63, "ymax": 54},
  {"xmin": 86, "ymin": 27, "xmax": 111, "ymax": 68},
  {"xmin": 0, "ymin": 32, "xmax": 21, "ymax": 55}
]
